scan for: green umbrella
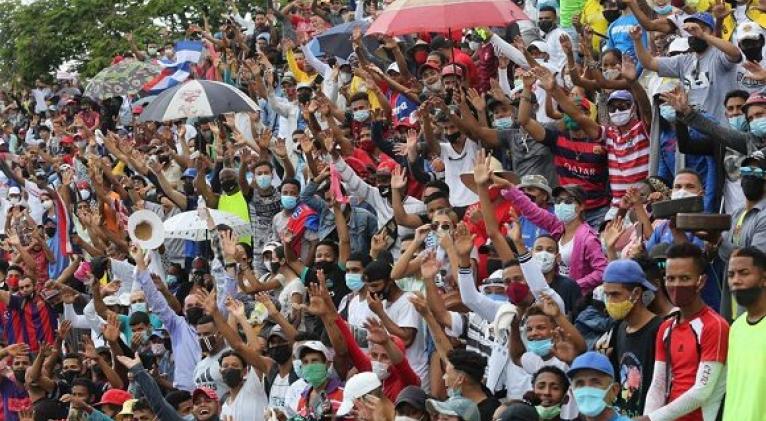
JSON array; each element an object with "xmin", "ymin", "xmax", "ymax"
[{"xmin": 84, "ymin": 59, "xmax": 161, "ymax": 99}]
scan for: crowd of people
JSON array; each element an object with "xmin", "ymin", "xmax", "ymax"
[{"xmin": 1, "ymin": 0, "xmax": 766, "ymax": 420}]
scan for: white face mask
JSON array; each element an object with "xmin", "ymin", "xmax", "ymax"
[
  {"xmin": 603, "ymin": 69, "xmax": 620, "ymax": 80},
  {"xmin": 427, "ymin": 80, "xmax": 443, "ymax": 92},
  {"xmin": 609, "ymin": 108, "xmax": 632, "ymax": 126},
  {"xmin": 371, "ymin": 360, "xmax": 390, "ymax": 381},
  {"xmin": 671, "ymin": 188, "xmax": 697, "ymax": 199},
  {"xmin": 340, "ymin": 72, "xmax": 353, "ymax": 84},
  {"xmin": 533, "ymin": 251, "xmax": 556, "ymax": 273},
  {"xmin": 42, "ymin": 199, "xmax": 54, "ymax": 210}
]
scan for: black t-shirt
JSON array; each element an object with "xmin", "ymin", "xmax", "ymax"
[
  {"xmin": 610, "ymin": 316, "xmax": 663, "ymax": 417},
  {"xmin": 550, "ymin": 275, "xmax": 582, "ymax": 318},
  {"xmin": 478, "ymin": 395, "xmax": 501, "ymax": 421}
]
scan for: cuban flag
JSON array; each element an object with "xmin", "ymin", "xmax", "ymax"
[{"xmin": 143, "ymin": 40, "xmax": 204, "ymax": 94}]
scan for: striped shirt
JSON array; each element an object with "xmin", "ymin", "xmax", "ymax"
[
  {"xmin": 1, "ymin": 294, "xmax": 58, "ymax": 352},
  {"xmin": 543, "ymin": 128, "xmax": 610, "ymax": 210},
  {"xmin": 604, "ymin": 120, "xmax": 650, "ymax": 206}
]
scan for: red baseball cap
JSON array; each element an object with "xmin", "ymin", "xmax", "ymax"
[
  {"xmin": 376, "ymin": 159, "xmax": 398, "ymax": 174},
  {"xmin": 95, "ymin": 389, "xmax": 133, "ymax": 407},
  {"xmin": 192, "ymin": 387, "xmax": 219, "ymax": 402}
]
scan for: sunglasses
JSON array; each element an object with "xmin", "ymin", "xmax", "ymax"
[
  {"xmin": 431, "ymin": 223, "xmax": 451, "ymax": 231},
  {"xmin": 608, "ymin": 103, "xmax": 632, "ymax": 113},
  {"xmin": 740, "ymin": 166, "xmax": 766, "ymax": 178}
]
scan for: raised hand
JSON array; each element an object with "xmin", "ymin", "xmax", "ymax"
[
  {"xmin": 420, "ymin": 249, "xmax": 440, "ymax": 280},
  {"xmin": 473, "ymin": 148, "xmax": 493, "ymax": 187},
  {"xmin": 409, "ymin": 292, "xmax": 430, "ymax": 315},
  {"xmin": 390, "ymin": 165, "xmax": 407, "ymax": 189},
  {"xmin": 621, "ymin": 55, "xmax": 638, "ymax": 83},
  {"xmin": 629, "ymin": 25, "xmax": 642, "ymax": 41},
  {"xmin": 560, "ymin": 34, "xmax": 573, "ymax": 56},
  {"xmin": 603, "ymin": 216, "xmax": 627, "ymax": 249},
  {"xmin": 102, "ymin": 279, "xmax": 122, "ymax": 297},
  {"xmin": 254, "ymin": 293, "xmax": 279, "ymax": 317},
  {"xmin": 539, "ymin": 292, "xmax": 561, "ymax": 319},
  {"xmin": 220, "ymin": 229, "xmax": 238, "ymax": 263},
  {"xmin": 364, "ymin": 317, "xmax": 390, "ymax": 345},
  {"xmin": 57, "ymin": 319, "xmax": 72, "ymax": 341},
  {"xmin": 660, "ymin": 86, "xmax": 690, "ymax": 114},
  {"xmin": 466, "ymin": 88, "xmax": 486, "ymax": 111},
  {"xmin": 367, "ymin": 290, "xmax": 385, "ymax": 315},
  {"xmin": 102, "ymin": 312, "xmax": 121, "ymax": 343},
  {"xmin": 3, "ymin": 343, "xmax": 29, "ymax": 358},
  {"xmin": 531, "ymin": 66, "xmax": 555, "ymax": 91},
  {"xmin": 116, "ymin": 352, "xmax": 143, "ymax": 369},
  {"xmin": 371, "ymin": 232, "xmax": 389, "ymax": 255},
  {"xmin": 743, "ymin": 60, "xmax": 766, "ymax": 81},
  {"xmin": 225, "ymin": 296, "xmax": 247, "ymax": 319},
  {"xmin": 194, "ymin": 288, "xmax": 218, "ymax": 315},
  {"xmin": 452, "ymin": 222, "xmax": 475, "ymax": 256},
  {"xmin": 506, "ymin": 219, "xmax": 523, "ymax": 246}
]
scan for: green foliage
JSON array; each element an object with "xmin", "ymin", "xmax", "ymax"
[{"xmin": 0, "ymin": 0, "xmax": 263, "ymax": 88}]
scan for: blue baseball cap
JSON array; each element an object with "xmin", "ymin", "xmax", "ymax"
[
  {"xmin": 567, "ymin": 351, "xmax": 615, "ymax": 379},
  {"xmin": 603, "ymin": 259, "xmax": 657, "ymax": 292},
  {"xmin": 607, "ymin": 90, "xmax": 633, "ymax": 104},
  {"xmin": 685, "ymin": 13, "xmax": 715, "ymax": 30},
  {"xmin": 182, "ymin": 168, "xmax": 198, "ymax": 179}
]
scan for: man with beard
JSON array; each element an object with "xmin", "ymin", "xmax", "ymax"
[
  {"xmin": 0, "ymin": 276, "xmax": 58, "ymax": 352},
  {"xmin": 0, "ymin": 344, "xmax": 31, "ymax": 421}
]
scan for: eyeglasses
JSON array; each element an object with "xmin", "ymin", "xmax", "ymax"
[
  {"xmin": 554, "ymin": 197, "xmax": 577, "ymax": 205},
  {"xmin": 740, "ymin": 166, "xmax": 766, "ymax": 178}
]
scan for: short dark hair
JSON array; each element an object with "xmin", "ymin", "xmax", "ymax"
[
  {"xmin": 165, "ymin": 390, "xmax": 192, "ymax": 410},
  {"xmin": 666, "ymin": 242, "xmax": 706, "ymax": 274},
  {"xmin": 532, "ymin": 366, "xmax": 569, "ymax": 391},
  {"xmin": 129, "ymin": 311, "xmax": 151, "ymax": 327},
  {"xmin": 133, "ymin": 398, "xmax": 153, "ymax": 413},
  {"xmin": 447, "ymin": 349, "xmax": 487, "ymax": 384},
  {"xmin": 219, "ymin": 349, "xmax": 247, "ymax": 367},
  {"xmin": 425, "ymin": 179, "xmax": 450, "ymax": 196},
  {"xmin": 503, "ymin": 258, "xmax": 520, "ymax": 269},
  {"xmin": 280, "ymin": 177, "xmax": 301, "ymax": 191},
  {"xmin": 522, "ymin": 304, "xmax": 553, "ymax": 323},
  {"xmin": 424, "ymin": 191, "xmax": 449, "ymax": 205},
  {"xmin": 725, "ymin": 89, "xmax": 750, "ymax": 105},
  {"xmin": 7, "ymin": 265, "xmax": 24, "ymax": 275},
  {"xmin": 71, "ymin": 378, "xmax": 96, "ymax": 398},
  {"xmin": 316, "ymin": 240, "xmax": 339, "ymax": 259},
  {"xmin": 534, "ymin": 234, "xmax": 559, "ymax": 252},
  {"xmin": 675, "ymin": 168, "xmax": 703, "ymax": 188},
  {"xmin": 63, "ymin": 353, "xmax": 82, "ymax": 363},
  {"xmin": 350, "ymin": 92, "xmax": 370, "ymax": 104},
  {"xmin": 731, "ymin": 247, "xmax": 766, "ymax": 272},
  {"xmin": 347, "ymin": 252, "xmax": 372, "ymax": 267},
  {"xmin": 254, "ymin": 160, "xmax": 273, "ymax": 171},
  {"xmin": 294, "ymin": 331, "xmax": 321, "ymax": 342},
  {"xmin": 539, "ymin": 5, "xmax": 557, "ymax": 14}
]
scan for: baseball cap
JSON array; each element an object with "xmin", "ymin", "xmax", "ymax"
[
  {"xmin": 297, "ymin": 81, "xmax": 313, "ymax": 90},
  {"xmin": 667, "ymin": 37, "xmax": 689, "ymax": 54},
  {"xmin": 8, "ymin": 186, "xmax": 20, "ymax": 195},
  {"xmin": 567, "ymin": 351, "xmax": 615, "ymax": 379},
  {"xmin": 743, "ymin": 93, "xmax": 766, "ymax": 114},
  {"xmin": 192, "ymin": 387, "xmax": 219, "ymax": 402},
  {"xmin": 132, "ymin": 105, "xmax": 144, "ymax": 115},
  {"xmin": 395, "ymin": 386, "xmax": 428, "ymax": 411},
  {"xmin": 117, "ymin": 399, "xmax": 137, "ymax": 416},
  {"xmin": 336, "ymin": 372, "xmax": 382, "ymax": 416},
  {"xmin": 441, "ymin": 63, "xmax": 464, "ymax": 78},
  {"xmin": 737, "ymin": 21, "xmax": 763, "ymax": 41},
  {"xmin": 519, "ymin": 174, "xmax": 552, "ymax": 196},
  {"xmin": 182, "ymin": 167, "xmax": 198, "ymax": 179},
  {"xmin": 60, "ymin": 135, "xmax": 75, "ymax": 144},
  {"xmin": 281, "ymin": 72, "xmax": 297, "ymax": 85},
  {"xmin": 268, "ymin": 324, "xmax": 288, "ymax": 340},
  {"xmin": 293, "ymin": 340, "xmax": 331, "ymax": 360},
  {"xmin": 95, "ymin": 389, "xmax": 133, "ymax": 407},
  {"xmin": 262, "ymin": 241, "xmax": 280, "ymax": 255},
  {"xmin": 552, "ymin": 185, "xmax": 586, "ymax": 204},
  {"xmin": 426, "ymin": 397, "xmax": 480, "ymax": 421},
  {"xmin": 603, "ymin": 259, "xmax": 657, "ymax": 291},
  {"xmin": 684, "ymin": 12, "xmax": 715, "ymax": 30},
  {"xmin": 386, "ymin": 62, "xmax": 400, "ymax": 74},
  {"xmin": 363, "ymin": 259, "xmax": 392, "ymax": 283},
  {"xmin": 499, "ymin": 402, "xmax": 541, "ymax": 421},
  {"xmin": 149, "ymin": 329, "xmax": 167, "ymax": 339},
  {"xmin": 607, "ymin": 89, "xmax": 634, "ymax": 104}
]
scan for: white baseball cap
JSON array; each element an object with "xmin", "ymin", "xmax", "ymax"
[
  {"xmin": 737, "ymin": 21, "xmax": 764, "ymax": 41},
  {"xmin": 336, "ymin": 372, "xmax": 382, "ymax": 416},
  {"xmin": 293, "ymin": 340, "xmax": 331, "ymax": 361}
]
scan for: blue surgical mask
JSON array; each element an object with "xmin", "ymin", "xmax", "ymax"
[
  {"xmin": 573, "ymin": 385, "xmax": 611, "ymax": 417},
  {"xmin": 659, "ymin": 104, "xmax": 676, "ymax": 123},
  {"xmin": 525, "ymin": 337, "xmax": 554, "ymax": 356},
  {"xmin": 493, "ymin": 116, "xmax": 514, "ymax": 130},
  {"xmin": 353, "ymin": 110, "xmax": 370, "ymax": 122},
  {"xmin": 255, "ymin": 174, "xmax": 272, "ymax": 189},
  {"xmin": 281, "ymin": 195, "xmax": 298, "ymax": 210},
  {"xmin": 654, "ymin": 4, "xmax": 672, "ymax": 14},
  {"xmin": 554, "ymin": 203, "xmax": 578, "ymax": 223},
  {"xmin": 750, "ymin": 117, "xmax": 766, "ymax": 137},
  {"xmin": 131, "ymin": 302, "xmax": 147, "ymax": 314},
  {"xmin": 165, "ymin": 274, "xmax": 178, "ymax": 287},
  {"xmin": 345, "ymin": 273, "xmax": 364, "ymax": 291},
  {"xmin": 729, "ymin": 114, "xmax": 747, "ymax": 131},
  {"xmin": 486, "ymin": 293, "xmax": 508, "ymax": 302}
]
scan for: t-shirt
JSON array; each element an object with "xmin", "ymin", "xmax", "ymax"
[
  {"xmin": 383, "ymin": 292, "xmax": 428, "ymax": 382},
  {"xmin": 498, "ymin": 127, "xmax": 557, "ymax": 186},
  {"xmin": 655, "ymin": 307, "xmax": 729, "ymax": 421},
  {"xmin": 520, "ymin": 352, "xmax": 569, "ymax": 375},
  {"xmin": 439, "ymin": 139, "xmax": 480, "ymax": 207},
  {"xmin": 278, "ymin": 277, "xmax": 306, "ymax": 319},
  {"xmin": 736, "ymin": 58, "xmax": 766, "ymax": 93},
  {"xmin": 611, "ymin": 316, "xmax": 662, "ymax": 417},
  {"xmin": 477, "ymin": 396, "xmax": 502, "ymax": 421},
  {"xmin": 550, "ymin": 275, "xmax": 582, "ymax": 317},
  {"xmin": 268, "ymin": 371, "xmax": 294, "ymax": 410},
  {"xmin": 604, "ymin": 119, "xmax": 650, "ymax": 207},
  {"xmin": 656, "ymin": 49, "xmax": 740, "ymax": 123},
  {"xmin": 247, "ymin": 186, "xmax": 282, "ymax": 257},
  {"xmin": 0, "ymin": 377, "xmax": 29, "ymax": 421},
  {"xmin": 221, "ymin": 369, "xmax": 268, "ymax": 420},
  {"xmin": 722, "ymin": 313, "xmax": 766, "ymax": 421},
  {"xmin": 607, "ymin": 15, "xmax": 648, "ymax": 65},
  {"xmin": 194, "ymin": 348, "xmax": 230, "ymax": 398},
  {"xmin": 542, "ymin": 128, "xmax": 610, "ymax": 211}
]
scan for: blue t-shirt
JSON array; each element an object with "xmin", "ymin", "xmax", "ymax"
[{"xmin": 607, "ymin": 15, "xmax": 648, "ymax": 70}]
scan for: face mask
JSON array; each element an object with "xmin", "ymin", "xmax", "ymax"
[
  {"xmin": 61, "ymin": 370, "xmax": 78, "ymax": 384},
  {"xmin": 280, "ymin": 195, "xmax": 298, "ymax": 210},
  {"xmin": 688, "ymin": 36, "xmax": 709, "ymax": 53},
  {"xmin": 563, "ymin": 115, "xmax": 580, "ymax": 131},
  {"xmin": 267, "ymin": 344, "xmax": 292, "ymax": 364},
  {"xmin": 221, "ymin": 179, "xmax": 238, "ymax": 194},
  {"xmin": 266, "ymin": 260, "xmax": 280, "ymax": 274},
  {"xmin": 79, "ymin": 189, "xmax": 91, "ymax": 201},
  {"xmin": 609, "ymin": 109, "xmax": 632, "ymax": 126},
  {"xmin": 371, "ymin": 361, "xmax": 390, "ymax": 381},
  {"xmin": 345, "ymin": 273, "xmax": 364, "ymax": 291},
  {"xmin": 742, "ymin": 45, "xmax": 763, "ymax": 62},
  {"xmin": 147, "ymin": 48, "xmax": 158, "ymax": 56},
  {"xmin": 468, "ymin": 41, "xmax": 480, "ymax": 51},
  {"xmin": 666, "ymin": 284, "xmax": 698, "ymax": 307},
  {"xmin": 42, "ymin": 199, "xmax": 53, "ymax": 210},
  {"xmin": 427, "ymin": 80, "xmax": 443, "ymax": 92},
  {"xmin": 301, "ymin": 362, "xmax": 329, "ymax": 388},
  {"xmin": 131, "ymin": 302, "xmax": 147, "ymax": 314},
  {"xmin": 45, "ymin": 227, "xmax": 56, "ymax": 237},
  {"xmin": 166, "ymin": 274, "xmax": 178, "ymax": 287},
  {"xmin": 199, "ymin": 335, "xmax": 217, "ymax": 354},
  {"xmin": 222, "ymin": 368, "xmax": 243, "ymax": 388},
  {"xmin": 750, "ymin": 117, "xmax": 766, "ymax": 136},
  {"xmin": 741, "ymin": 176, "xmax": 766, "ymax": 201},
  {"xmin": 314, "ymin": 260, "xmax": 336, "ymax": 274},
  {"xmin": 671, "ymin": 188, "xmax": 697, "ymax": 200},
  {"xmin": 525, "ymin": 337, "xmax": 554, "ymax": 356},
  {"xmin": 729, "ymin": 114, "xmax": 747, "ymax": 131},
  {"xmin": 414, "ymin": 50, "xmax": 428, "ymax": 65},
  {"xmin": 603, "ymin": 9, "xmax": 621, "ymax": 23},
  {"xmin": 603, "ymin": 69, "xmax": 620, "ymax": 80},
  {"xmin": 573, "ymin": 385, "xmax": 611, "ymax": 417},
  {"xmin": 660, "ymin": 104, "xmax": 676, "ymax": 123},
  {"xmin": 606, "ymin": 298, "xmax": 635, "ymax": 320},
  {"xmin": 733, "ymin": 286, "xmax": 764, "ymax": 307},
  {"xmin": 340, "ymin": 72, "xmax": 353, "ymax": 84},
  {"xmin": 506, "ymin": 282, "xmax": 530, "ymax": 305},
  {"xmin": 536, "ymin": 404, "xmax": 562, "ymax": 420},
  {"xmin": 186, "ymin": 307, "xmax": 204, "ymax": 325},
  {"xmin": 486, "ymin": 293, "xmax": 508, "ymax": 302},
  {"xmin": 183, "ymin": 183, "xmax": 196, "ymax": 195},
  {"xmin": 378, "ymin": 186, "xmax": 391, "ymax": 198},
  {"xmin": 353, "ymin": 110, "xmax": 370, "ymax": 122},
  {"xmin": 445, "ymin": 132, "xmax": 461, "ymax": 143},
  {"xmin": 493, "ymin": 116, "xmax": 514, "ymax": 130},
  {"xmin": 150, "ymin": 343, "xmax": 165, "ymax": 356},
  {"xmin": 538, "ymin": 21, "xmax": 555, "ymax": 33},
  {"xmin": 533, "ymin": 251, "xmax": 556, "ymax": 273},
  {"xmin": 654, "ymin": 4, "xmax": 672, "ymax": 14},
  {"xmin": 255, "ymin": 174, "xmax": 272, "ymax": 190},
  {"xmin": 298, "ymin": 92, "xmax": 312, "ymax": 104},
  {"xmin": 554, "ymin": 203, "xmax": 578, "ymax": 223}
]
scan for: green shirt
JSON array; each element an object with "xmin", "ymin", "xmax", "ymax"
[{"xmin": 723, "ymin": 313, "xmax": 766, "ymax": 421}]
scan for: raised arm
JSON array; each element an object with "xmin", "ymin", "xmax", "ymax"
[
  {"xmin": 517, "ymin": 71, "xmax": 546, "ymax": 142},
  {"xmin": 535, "ymin": 66, "xmax": 600, "ymax": 139},
  {"xmin": 623, "ymin": 0, "xmax": 676, "ymax": 33},
  {"xmin": 631, "ymin": 26, "xmax": 660, "ymax": 72}
]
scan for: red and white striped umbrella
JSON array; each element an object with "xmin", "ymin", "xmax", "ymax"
[{"xmin": 366, "ymin": 0, "xmax": 528, "ymax": 36}]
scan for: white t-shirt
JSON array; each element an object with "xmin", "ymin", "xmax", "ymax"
[
  {"xmin": 383, "ymin": 292, "xmax": 428, "ymax": 383},
  {"xmin": 520, "ymin": 351, "xmax": 569, "ymax": 375},
  {"xmin": 268, "ymin": 371, "xmax": 294, "ymax": 410},
  {"xmin": 221, "ymin": 369, "xmax": 268, "ymax": 420},
  {"xmin": 345, "ymin": 293, "xmax": 373, "ymax": 350},
  {"xmin": 439, "ymin": 139, "xmax": 480, "ymax": 207},
  {"xmin": 194, "ymin": 348, "xmax": 230, "ymax": 398},
  {"xmin": 278, "ymin": 277, "xmax": 306, "ymax": 319},
  {"xmin": 558, "ymin": 238, "xmax": 573, "ymax": 277},
  {"xmin": 23, "ymin": 180, "xmax": 44, "ymax": 225}
]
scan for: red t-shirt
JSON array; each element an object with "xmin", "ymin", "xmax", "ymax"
[{"xmin": 654, "ymin": 306, "xmax": 729, "ymax": 421}]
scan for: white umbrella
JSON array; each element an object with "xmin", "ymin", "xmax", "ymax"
[{"xmin": 163, "ymin": 208, "xmax": 251, "ymax": 241}]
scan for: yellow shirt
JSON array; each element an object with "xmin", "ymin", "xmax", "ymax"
[
  {"xmin": 217, "ymin": 190, "xmax": 252, "ymax": 245},
  {"xmin": 285, "ymin": 49, "xmax": 315, "ymax": 83},
  {"xmin": 723, "ymin": 313, "xmax": 766, "ymax": 421},
  {"xmin": 349, "ymin": 75, "xmax": 382, "ymax": 110},
  {"xmin": 581, "ymin": 0, "xmax": 608, "ymax": 54}
]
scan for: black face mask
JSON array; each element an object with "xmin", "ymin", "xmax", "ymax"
[
  {"xmin": 186, "ymin": 307, "xmax": 204, "ymax": 325},
  {"xmin": 374, "ymin": 283, "xmax": 391, "ymax": 301},
  {"xmin": 733, "ymin": 286, "xmax": 764, "ymax": 307},
  {"xmin": 603, "ymin": 10, "xmax": 621, "ymax": 23},
  {"xmin": 314, "ymin": 260, "xmax": 337, "ymax": 274},
  {"xmin": 741, "ymin": 176, "xmax": 765, "ymax": 201},
  {"xmin": 378, "ymin": 186, "xmax": 391, "ymax": 198},
  {"xmin": 199, "ymin": 335, "xmax": 218, "ymax": 354},
  {"xmin": 183, "ymin": 183, "xmax": 195, "ymax": 195},
  {"xmin": 267, "ymin": 344, "xmax": 292, "ymax": 364},
  {"xmin": 688, "ymin": 36, "xmax": 709, "ymax": 53},
  {"xmin": 269, "ymin": 261, "xmax": 281, "ymax": 274},
  {"xmin": 298, "ymin": 92, "xmax": 312, "ymax": 104},
  {"xmin": 61, "ymin": 370, "xmax": 78, "ymax": 384},
  {"xmin": 13, "ymin": 369, "xmax": 26, "ymax": 384},
  {"xmin": 45, "ymin": 227, "xmax": 56, "ymax": 237},
  {"xmin": 221, "ymin": 179, "xmax": 238, "ymax": 194},
  {"xmin": 221, "ymin": 368, "xmax": 243, "ymax": 388},
  {"xmin": 538, "ymin": 21, "xmax": 555, "ymax": 33},
  {"xmin": 742, "ymin": 45, "xmax": 764, "ymax": 62},
  {"xmin": 445, "ymin": 132, "xmax": 461, "ymax": 143}
]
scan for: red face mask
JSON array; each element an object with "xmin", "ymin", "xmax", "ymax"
[
  {"xmin": 6, "ymin": 274, "xmax": 19, "ymax": 289},
  {"xmin": 506, "ymin": 282, "xmax": 530, "ymax": 305},
  {"xmin": 666, "ymin": 284, "xmax": 698, "ymax": 307},
  {"xmin": 414, "ymin": 50, "xmax": 428, "ymax": 65}
]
